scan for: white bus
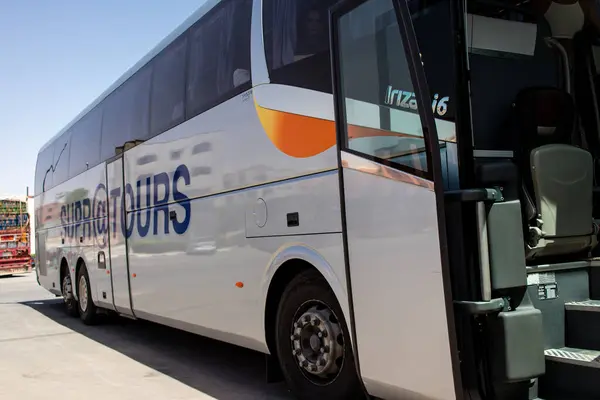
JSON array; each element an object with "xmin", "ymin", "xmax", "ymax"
[{"xmin": 34, "ymin": 0, "xmax": 600, "ymax": 398}]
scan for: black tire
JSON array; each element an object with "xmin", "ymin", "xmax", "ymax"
[
  {"xmin": 275, "ymin": 270, "xmax": 365, "ymax": 400},
  {"xmin": 76, "ymin": 264, "xmax": 98, "ymax": 325},
  {"xmin": 61, "ymin": 270, "xmax": 79, "ymax": 318}
]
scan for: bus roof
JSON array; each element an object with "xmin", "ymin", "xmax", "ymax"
[{"xmin": 38, "ymin": 0, "xmax": 221, "ymax": 154}]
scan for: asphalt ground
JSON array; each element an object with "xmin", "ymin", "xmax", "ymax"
[{"xmin": 0, "ymin": 272, "xmax": 292, "ymax": 400}]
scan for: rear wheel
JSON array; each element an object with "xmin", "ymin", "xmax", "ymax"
[
  {"xmin": 275, "ymin": 270, "xmax": 364, "ymax": 399},
  {"xmin": 61, "ymin": 270, "xmax": 79, "ymax": 317},
  {"xmin": 77, "ymin": 264, "xmax": 98, "ymax": 325}
]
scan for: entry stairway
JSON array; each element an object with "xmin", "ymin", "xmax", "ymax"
[{"xmin": 538, "ymin": 299, "xmax": 600, "ymax": 399}]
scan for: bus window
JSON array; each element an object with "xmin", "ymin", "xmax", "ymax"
[
  {"xmin": 150, "ymin": 37, "xmax": 187, "ymax": 138},
  {"xmin": 52, "ymin": 133, "xmax": 71, "ymax": 186},
  {"xmin": 186, "ymin": 0, "xmax": 252, "ymax": 119},
  {"xmin": 68, "ymin": 106, "xmax": 102, "ymax": 178},
  {"xmin": 100, "ymin": 66, "xmax": 152, "ymax": 160},
  {"xmin": 263, "ymin": 0, "xmax": 337, "ymax": 93},
  {"xmin": 34, "ymin": 145, "xmax": 55, "ymax": 194}
]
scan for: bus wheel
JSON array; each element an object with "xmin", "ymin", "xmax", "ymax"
[
  {"xmin": 77, "ymin": 264, "xmax": 98, "ymax": 325},
  {"xmin": 275, "ymin": 270, "xmax": 364, "ymax": 400},
  {"xmin": 61, "ymin": 272, "xmax": 79, "ymax": 317}
]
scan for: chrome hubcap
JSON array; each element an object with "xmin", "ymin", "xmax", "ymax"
[
  {"xmin": 62, "ymin": 274, "xmax": 73, "ymax": 302},
  {"xmin": 290, "ymin": 302, "xmax": 345, "ymax": 382},
  {"xmin": 78, "ymin": 275, "xmax": 88, "ymax": 312}
]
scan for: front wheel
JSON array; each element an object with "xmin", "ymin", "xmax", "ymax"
[
  {"xmin": 275, "ymin": 270, "xmax": 365, "ymax": 399},
  {"xmin": 77, "ymin": 264, "xmax": 98, "ymax": 325}
]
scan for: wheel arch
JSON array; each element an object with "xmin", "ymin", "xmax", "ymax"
[{"xmin": 262, "ymin": 243, "xmax": 350, "ymax": 357}]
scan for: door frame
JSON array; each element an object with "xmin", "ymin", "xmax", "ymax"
[
  {"xmin": 105, "ymin": 152, "xmax": 135, "ymax": 317},
  {"xmin": 328, "ymin": 0, "xmax": 463, "ymax": 395}
]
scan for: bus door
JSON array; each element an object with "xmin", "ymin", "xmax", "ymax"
[
  {"xmin": 330, "ymin": 0, "xmax": 459, "ymax": 398},
  {"xmin": 105, "ymin": 154, "xmax": 135, "ymax": 318}
]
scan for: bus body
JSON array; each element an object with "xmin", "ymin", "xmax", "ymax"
[{"xmin": 34, "ymin": 0, "xmax": 600, "ymax": 398}]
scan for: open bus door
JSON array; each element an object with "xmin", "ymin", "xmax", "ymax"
[
  {"xmin": 329, "ymin": 0, "xmax": 460, "ymax": 398},
  {"xmin": 329, "ymin": 0, "xmax": 551, "ymax": 398}
]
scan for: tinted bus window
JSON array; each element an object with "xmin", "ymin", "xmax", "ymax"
[
  {"xmin": 69, "ymin": 106, "xmax": 102, "ymax": 178},
  {"xmin": 35, "ymin": 145, "xmax": 55, "ymax": 194},
  {"xmin": 52, "ymin": 133, "xmax": 71, "ymax": 186},
  {"xmin": 100, "ymin": 67, "xmax": 152, "ymax": 160},
  {"xmin": 150, "ymin": 37, "xmax": 187, "ymax": 137},
  {"xmin": 263, "ymin": 0, "xmax": 337, "ymax": 93},
  {"xmin": 186, "ymin": 0, "xmax": 252, "ymax": 119}
]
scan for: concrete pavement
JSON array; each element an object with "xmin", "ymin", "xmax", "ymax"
[{"xmin": 0, "ymin": 273, "xmax": 292, "ymax": 400}]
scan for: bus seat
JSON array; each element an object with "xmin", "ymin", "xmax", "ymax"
[{"xmin": 514, "ymin": 87, "xmax": 598, "ymax": 260}]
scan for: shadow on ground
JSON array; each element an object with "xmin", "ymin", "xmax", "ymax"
[
  {"xmin": 21, "ymin": 298, "xmax": 291, "ymax": 400},
  {"xmin": 0, "ymin": 274, "xmax": 27, "ymax": 279}
]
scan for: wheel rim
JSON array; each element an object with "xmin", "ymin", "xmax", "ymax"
[
  {"xmin": 78, "ymin": 275, "xmax": 88, "ymax": 312},
  {"xmin": 62, "ymin": 274, "xmax": 73, "ymax": 303},
  {"xmin": 289, "ymin": 300, "xmax": 345, "ymax": 385}
]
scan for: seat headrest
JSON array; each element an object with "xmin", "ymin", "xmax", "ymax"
[{"xmin": 514, "ymin": 87, "xmax": 575, "ymax": 145}]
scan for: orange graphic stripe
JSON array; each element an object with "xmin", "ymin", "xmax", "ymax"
[
  {"xmin": 255, "ymin": 102, "xmax": 336, "ymax": 158},
  {"xmin": 255, "ymin": 102, "xmax": 421, "ymax": 158}
]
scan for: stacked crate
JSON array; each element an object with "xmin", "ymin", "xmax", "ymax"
[{"xmin": 0, "ymin": 198, "xmax": 31, "ymax": 274}]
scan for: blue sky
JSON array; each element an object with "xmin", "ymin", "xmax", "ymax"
[{"xmin": 0, "ymin": 0, "xmax": 205, "ymax": 196}]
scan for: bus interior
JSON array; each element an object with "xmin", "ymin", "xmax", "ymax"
[{"xmin": 453, "ymin": 0, "xmax": 600, "ymax": 398}]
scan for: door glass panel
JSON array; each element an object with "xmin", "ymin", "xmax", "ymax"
[
  {"xmin": 409, "ymin": 0, "xmax": 458, "ymax": 189},
  {"xmin": 336, "ymin": 0, "xmax": 429, "ymax": 176},
  {"xmin": 409, "ymin": 0, "xmax": 455, "ymax": 139}
]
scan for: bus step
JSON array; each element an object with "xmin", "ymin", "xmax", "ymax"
[
  {"xmin": 539, "ymin": 347, "xmax": 600, "ymax": 400},
  {"xmin": 544, "ymin": 347, "xmax": 600, "ymax": 367},
  {"xmin": 565, "ymin": 299, "xmax": 600, "ymax": 312},
  {"xmin": 566, "ymin": 300, "xmax": 600, "ymax": 351}
]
